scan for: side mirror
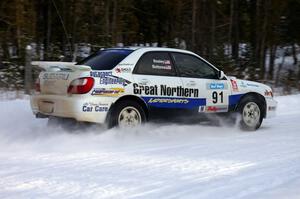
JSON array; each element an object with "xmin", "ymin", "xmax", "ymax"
[{"xmin": 218, "ymin": 70, "xmax": 225, "ymax": 79}]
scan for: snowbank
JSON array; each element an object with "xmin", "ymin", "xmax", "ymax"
[{"xmin": 0, "ymin": 95, "xmax": 300, "ymax": 199}]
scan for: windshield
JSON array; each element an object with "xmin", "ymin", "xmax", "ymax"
[{"xmin": 76, "ymin": 49, "xmax": 134, "ymax": 70}]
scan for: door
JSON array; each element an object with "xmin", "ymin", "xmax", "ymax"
[
  {"xmin": 132, "ymin": 51, "xmax": 187, "ymax": 109},
  {"xmin": 171, "ymin": 52, "xmax": 231, "ymax": 113}
]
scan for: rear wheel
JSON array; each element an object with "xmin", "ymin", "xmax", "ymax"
[
  {"xmin": 238, "ymin": 95, "xmax": 264, "ymax": 131},
  {"xmin": 108, "ymin": 100, "xmax": 146, "ymax": 128}
]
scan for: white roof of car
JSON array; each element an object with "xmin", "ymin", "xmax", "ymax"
[{"xmin": 109, "ymin": 47, "xmax": 196, "ymax": 55}]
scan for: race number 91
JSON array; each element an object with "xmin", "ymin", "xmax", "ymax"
[{"xmin": 212, "ymin": 91, "xmax": 223, "ymax": 104}]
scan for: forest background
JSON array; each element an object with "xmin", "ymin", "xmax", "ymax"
[{"xmin": 0, "ymin": 0, "xmax": 299, "ymax": 94}]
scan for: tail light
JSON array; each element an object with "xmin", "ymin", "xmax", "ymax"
[
  {"xmin": 68, "ymin": 77, "xmax": 94, "ymax": 94},
  {"xmin": 35, "ymin": 78, "xmax": 41, "ymax": 92}
]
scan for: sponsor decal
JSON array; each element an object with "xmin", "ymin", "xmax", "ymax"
[
  {"xmin": 82, "ymin": 105, "xmax": 109, "ymax": 112},
  {"xmin": 133, "ymin": 83, "xmax": 199, "ymax": 98},
  {"xmin": 99, "ymin": 76, "xmax": 130, "ymax": 86},
  {"xmin": 207, "ymin": 106, "xmax": 218, "ymax": 112},
  {"xmin": 265, "ymin": 90, "xmax": 273, "ymax": 97},
  {"xmin": 206, "ymin": 106, "xmax": 228, "ymax": 112},
  {"xmin": 240, "ymin": 81, "xmax": 247, "ymax": 88},
  {"xmin": 153, "ymin": 59, "xmax": 171, "ymax": 65},
  {"xmin": 247, "ymin": 83, "xmax": 259, "ymax": 87},
  {"xmin": 230, "ymin": 79, "xmax": 238, "ymax": 92},
  {"xmin": 208, "ymin": 83, "xmax": 225, "ymax": 90},
  {"xmin": 115, "ymin": 67, "xmax": 131, "ymax": 73},
  {"xmin": 152, "ymin": 59, "xmax": 172, "ymax": 70},
  {"xmin": 142, "ymin": 97, "xmax": 206, "ymax": 109},
  {"xmin": 152, "ymin": 65, "xmax": 172, "ymax": 70},
  {"xmin": 133, "ymin": 84, "xmax": 158, "ymax": 95},
  {"xmin": 118, "ymin": 63, "xmax": 134, "ymax": 66},
  {"xmin": 83, "ymin": 102, "xmax": 109, "ymax": 106},
  {"xmin": 42, "ymin": 73, "xmax": 69, "ymax": 80},
  {"xmin": 148, "ymin": 98, "xmax": 189, "ymax": 104},
  {"xmin": 239, "ymin": 81, "xmax": 259, "ymax": 88},
  {"xmin": 82, "ymin": 101, "xmax": 109, "ymax": 112},
  {"xmin": 91, "ymin": 88, "xmax": 124, "ymax": 97},
  {"xmin": 90, "ymin": 71, "xmax": 111, "ymax": 78},
  {"xmin": 198, "ymin": 106, "xmax": 205, "ymax": 112},
  {"xmin": 268, "ymin": 106, "xmax": 276, "ymax": 111},
  {"xmin": 90, "ymin": 71, "xmax": 131, "ymax": 86}
]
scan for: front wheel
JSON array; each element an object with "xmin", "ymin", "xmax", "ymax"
[
  {"xmin": 238, "ymin": 96, "xmax": 264, "ymax": 131},
  {"xmin": 108, "ymin": 100, "xmax": 146, "ymax": 128}
]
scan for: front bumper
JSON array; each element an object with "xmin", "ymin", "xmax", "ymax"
[
  {"xmin": 30, "ymin": 94, "xmax": 113, "ymax": 124},
  {"xmin": 265, "ymin": 97, "xmax": 277, "ymax": 118}
]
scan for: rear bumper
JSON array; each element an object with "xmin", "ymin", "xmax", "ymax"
[
  {"xmin": 265, "ymin": 97, "xmax": 277, "ymax": 118},
  {"xmin": 30, "ymin": 94, "xmax": 113, "ymax": 124}
]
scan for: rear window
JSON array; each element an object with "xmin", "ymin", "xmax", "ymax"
[{"xmin": 76, "ymin": 49, "xmax": 133, "ymax": 70}]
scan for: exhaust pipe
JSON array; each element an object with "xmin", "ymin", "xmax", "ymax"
[{"xmin": 36, "ymin": 112, "xmax": 49, "ymax": 118}]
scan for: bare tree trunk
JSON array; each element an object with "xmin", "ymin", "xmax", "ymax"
[
  {"xmin": 104, "ymin": 0, "xmax": 110, "ymax": 46},
  {"xmin": 268, "ymin": 45, "xmax": 277, "ymax": 81},
  {"xmin": 259, "ymin": 0, "xmax": 270, "ymax": 80},
  {"xmin": 112, "ymin": 0, "xmax": 118, "ymax": 46},
  {"xmin": 198, "ymin": 1, "xmax": 205, "ymax": 54},
  {"xmin": 71, "ymin": 0, "xmax": 78, "ymax": 55},
  {"xmin": 249, "ymin": 0, "xmax": 257, "ymax": 80},
  {"xmin": 292, "ymin": 43, "xmax": 298, "ymax": 65},
  {"xmin": 25, "ymin": 45, "xmax": 32, "ymax": 95},
  {"xmin": 255, "ymin": 0, "xmax": 261, "ymax": 78},
  {"xmin": 62, "ymin": 0, "xmax": 67, "ymax": 56},
  {"xmin": 275, "ymin": 52, "xmax": 285, "ymax": 87},
  {"xmin": 72, "ymin": 43, "xmax": 78, "ymax": 62},
  {"xmin": 298, "ymin": 63, "xmax": 300, "ymax": 91},
  {"xmin": 293, "ymin": 43, "xmax": 300, "ymax": 90},
  {"xmin": 15, "ymin": 0, "xmax": 23, "ymax": 57},
  {"xmin": 209, "ymin": 0, "xmax": 216, "ymax": 59},
  {"xmin": 230, "ymin": 0, "xmax": 239, "ymax": 63},
  {"xmin": 254, "ymin": 0, "xmax": 270, "ymax": 80},
  {"xmin": 191, "ymin": 0, "xmax": 197, "ymax": 51},
  {"xmin": 46, "ymin": 0, "xmax": 52, "ymax": 59}
]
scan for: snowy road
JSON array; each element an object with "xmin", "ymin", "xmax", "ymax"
[{"xmin": 0, "ymin": 95, "xmax": 300, "ymax": 199}]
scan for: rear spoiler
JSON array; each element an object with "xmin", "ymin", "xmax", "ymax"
[{"xmin": 31, "ymin": 61, "xmax": 91, "ymax": 72}]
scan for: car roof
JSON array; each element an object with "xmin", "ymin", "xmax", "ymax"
[{"xmin": 106, "ymin": 47, "xmax": 196, "ymax": 55}]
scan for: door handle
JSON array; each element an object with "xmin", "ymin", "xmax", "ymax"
[
  {"xmin": 138, "ymin": 79, "xmax": 149, "ymax": 85},
  {"xmin": 187, "ymin": 81, "xmax": 196, "ymax": 87}
]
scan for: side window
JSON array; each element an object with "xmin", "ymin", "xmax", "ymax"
[
  {"xmin": 171, "ymin": 53, "xmax": 218, "ymax": 79},
  {"xmin": 134, "ymin": 52, "xmax": 176, "ymax": 76}
]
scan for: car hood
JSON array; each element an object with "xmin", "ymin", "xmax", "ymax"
[{"xmin": 231, "ymin": 77, "xmax": 273, "ymax": 97}]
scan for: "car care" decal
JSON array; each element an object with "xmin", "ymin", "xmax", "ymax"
[
  {"xmin": 82, "ymin": 106, "xmax": 109, "ymax": 112},
  {"xmin": 82, "ymin": 102, "xmax": 109, "ymax": 112}
]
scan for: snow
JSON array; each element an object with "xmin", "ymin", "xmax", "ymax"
[{"xmin": 0, "ymin": 95, "xmax": 300, "ymax": 199}]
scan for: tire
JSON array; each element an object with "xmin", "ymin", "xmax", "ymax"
[
  {"xmin": 108, "ymin": 100, "xmax": 146, "ymax": 128},
  {"xmin": 237, "ymin": 95, "xmax": 264, "ymax": 131}
]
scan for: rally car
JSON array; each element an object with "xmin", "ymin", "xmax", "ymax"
[{"xmin": 30, "ymin": 47, "xmax": 277, "ymax": 130}]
